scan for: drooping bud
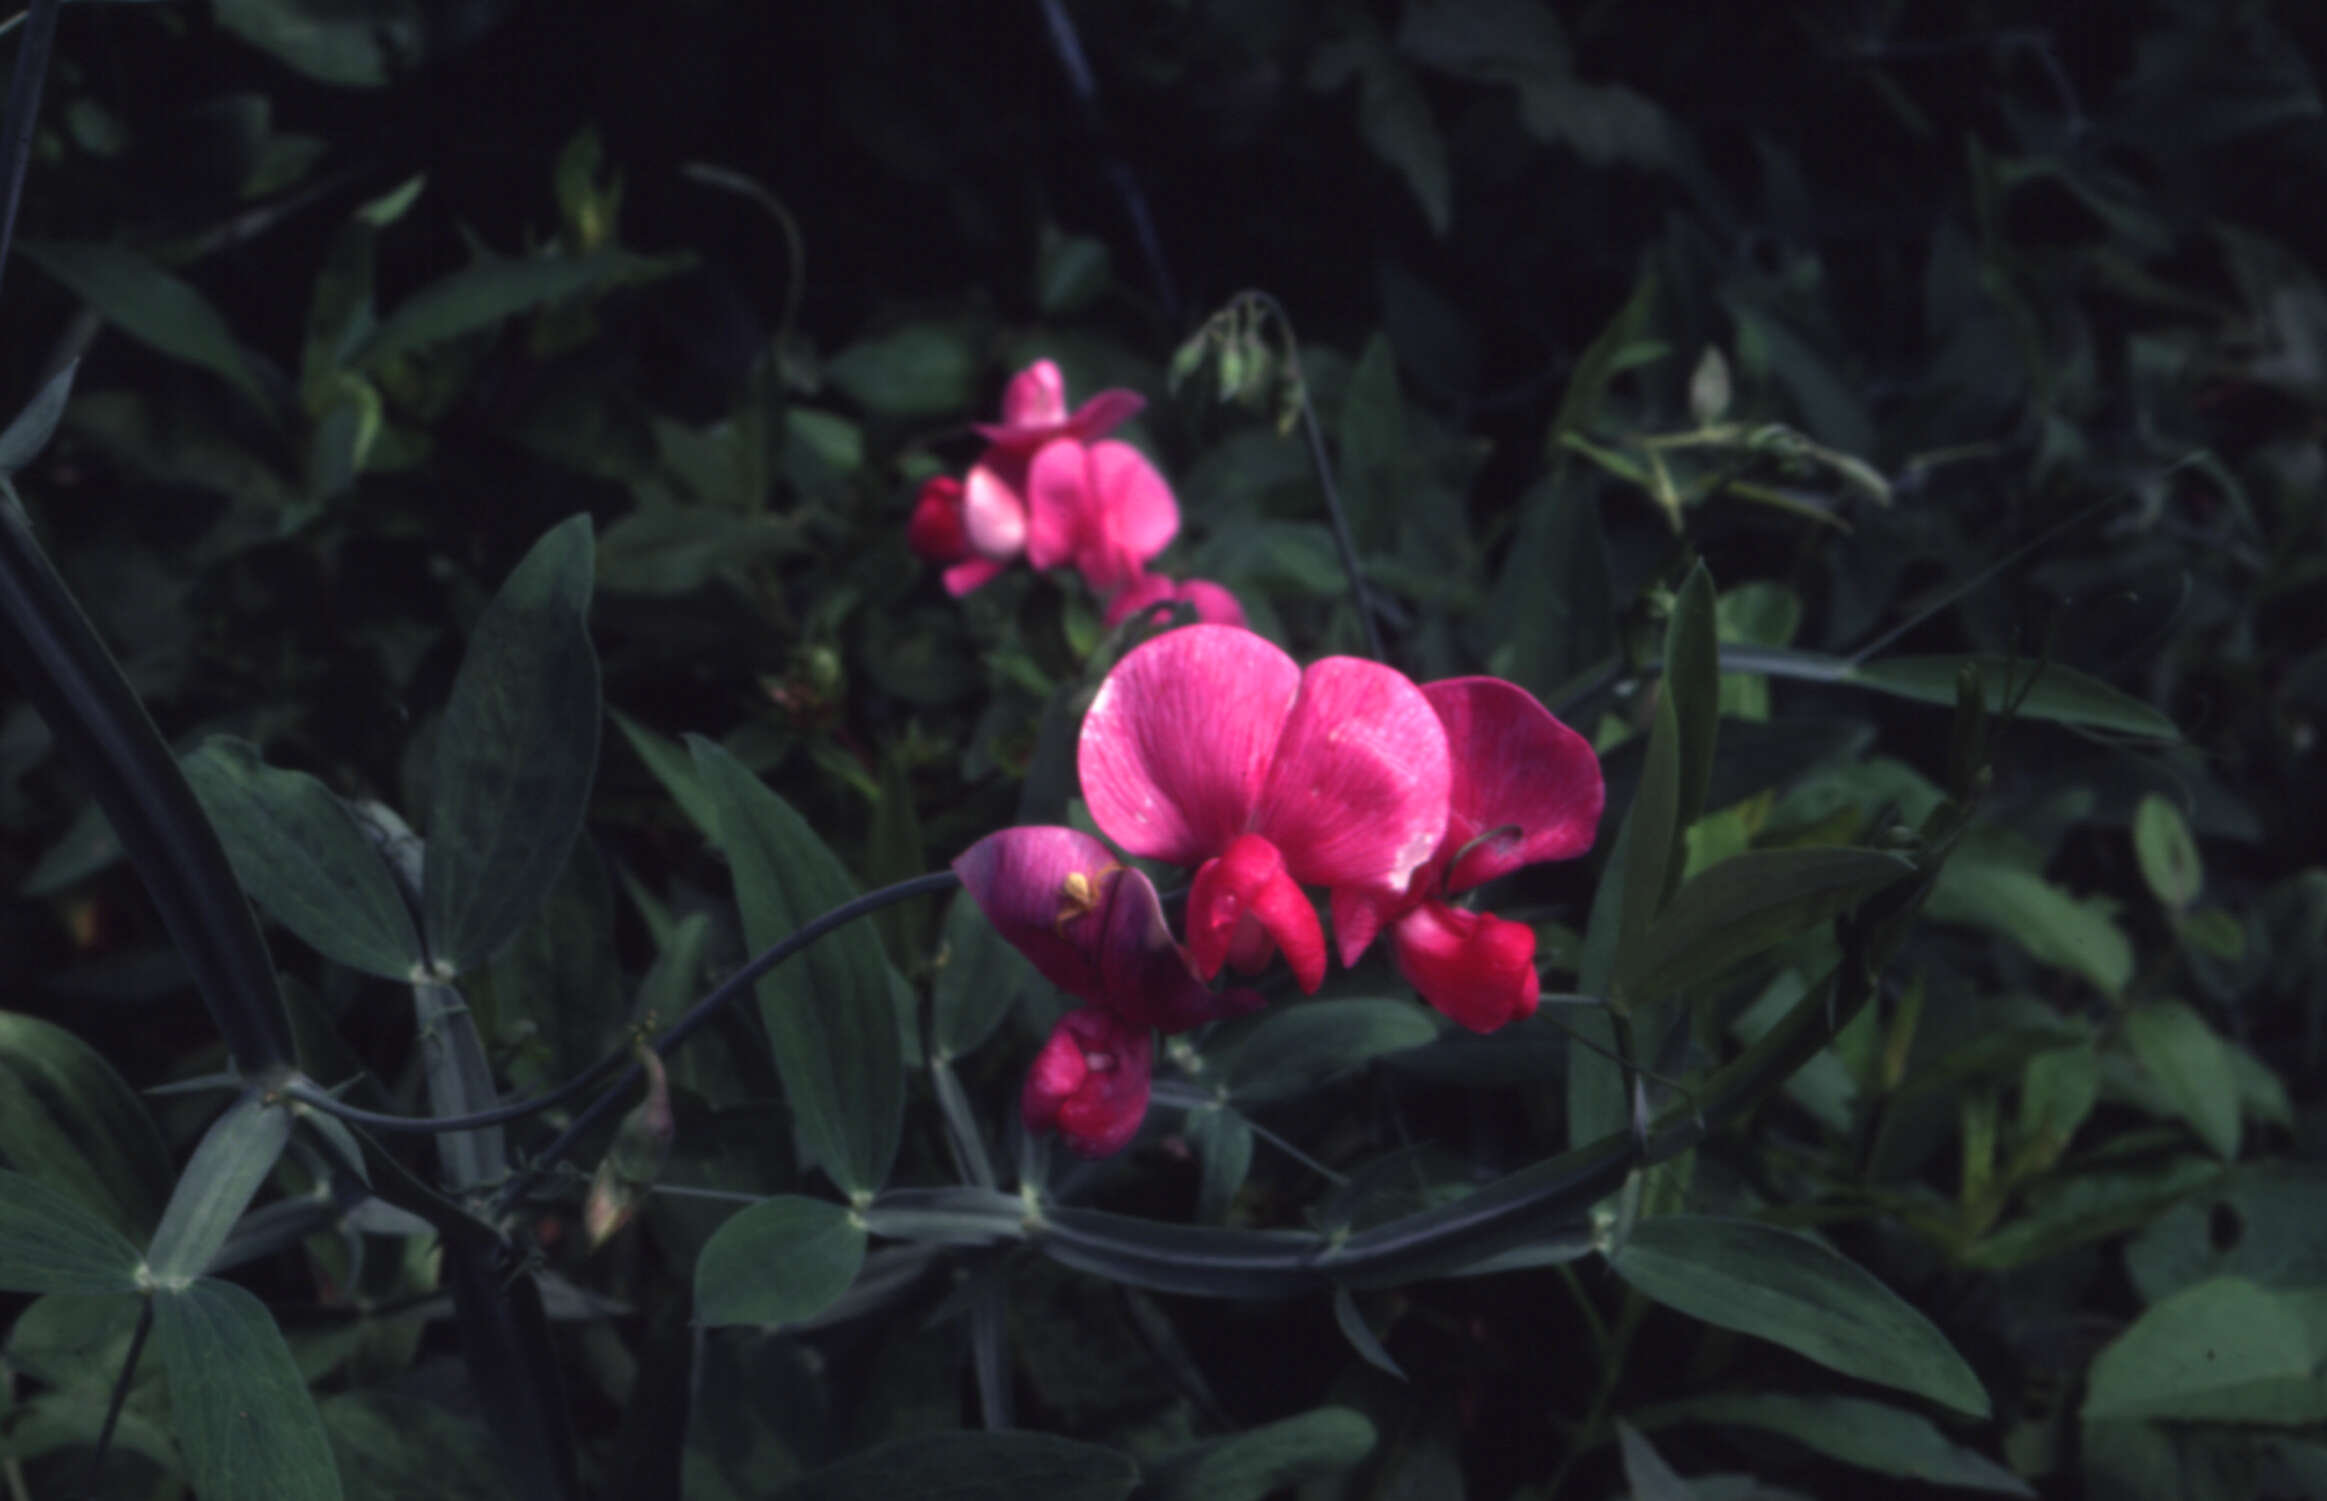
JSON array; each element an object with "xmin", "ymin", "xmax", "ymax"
[{"xmin": 584, "ymin": 1042, "xmax": 676, "ymax": 1251}]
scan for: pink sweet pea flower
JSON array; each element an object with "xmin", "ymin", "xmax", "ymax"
[
  {"xmin": 1026, "ymin": 439, "xmax": 1180, "ymax": 597},
  {"xmin": 906, "ymin": 476, "xmax": 1008, "ymax": 597},
  {"xmin": 973, "ymin": 359, "xmax": 1145, "ymax": 451},
  {"xmin": 1103, "ymin": 574, "xmax": 1248, "ymax": 630},
  {"xmin": 1022, "ymin": 1005, "xmax": 1152, "ymax": 1157},
  {"xmin": 1362, "ymin": 678, "xmax": 1604, "ymax": 1032},
  {"xmin": 1078, "ymin": 625, "xmax": 1451, "ymax": 994}
]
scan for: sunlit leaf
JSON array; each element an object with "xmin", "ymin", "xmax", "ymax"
[{"xmin": 146, "ymin": 1090, "xmax": 293, "ymax": 1285}]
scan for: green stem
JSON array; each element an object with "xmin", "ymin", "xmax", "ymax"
[
  {"xmin": 0, "ymin": 0, "xmax": 62, "ymax": 299},
  {"xmin": 83, "ymin": 1295, "xmax": 153, "ymax": 1498}
]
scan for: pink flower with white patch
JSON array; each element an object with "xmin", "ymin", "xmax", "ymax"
[
  {"xmin": 1352, "ymin": 678, "xmax": 1603, "ymax": 1032},
  {"xmin": 1077, "ymin": 625, "xmax": 1451, "ymax": 994},
  {"xmin": 1103, "ymin": 574, "xmax": 1248, "ymax": 630},
  {"xmin": 906, "ymin": 475, "xmax": 1008, "ymax": 597},
  {"xmin": 1022, "ymin": 1005, "xmax": 1152, "ymax": 1157}
]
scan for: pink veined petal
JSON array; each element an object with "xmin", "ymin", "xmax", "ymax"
[
  {"xmin": 1023, "ymin": 439, "xmax": 1090, "ymax": 573},
  {"xmin": 1000, "ymin": 359, "xmax": 1068, "ymax": 431},
  {"xmin": 1187, "ymin": 834, "xmax": 1326, "ymax": 993},
  {"xmin": 1094, "ymin": 866, "xmax": 1258, "ymax": 1031},
  {"xmin": 906, "ymin": 475, "xmax": 966, "ymax": 564},
  {"xmin": 1078, "ymin": 440, "xmax": 1178, "ymax": 594},
  {"xmin": 1251, "ymin": 656, "xmax": 1451, "ymax": 903},
  {"xmin": 1391, "ymin": 900, "xmax": 1541, "ymax": 1033},
  {"xmin": 951, "ymin": 827, "xmax": 1121, "ymax": 1001},
  {"xmin": 942, "ymin": 556, "xmax": 1007, "ymax": 597},
  {"xmin": 1423, "ymin": 678, "xmax": 1605, "ymax": 894},
  {"xmin": 1022, "ymin": 1006, "xmax": 1154, "ymax": 1157},
  {"xmin": 961, "ymin": 453, "xmax": 1030, "ymax": 561},
  {"xmin": 1079, "ymin": 624, "xmax": 1302, "ymax": 867},
  {"xmin": 1063, "ymin": 388, "xmax": 1145, "ymax": 441}
]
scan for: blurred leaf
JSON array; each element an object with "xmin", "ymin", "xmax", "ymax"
[
  {"xmin": 1616, "ymin": 1421, "xmax": 1693, "ymax": 1501},
  {"xmin": 1636, "ymin": 1391, "xmax": 2033, "ymax": 1495},
  {"xmin": 0, "ymin": 1010, "xmax": 172, "ymax": 1240},
  {"xmin": 696, "ymin": 1195, "xmax": 867, "ymax": 1328},
  {"xmin": 1221, "ymin": 998, "xmax": 1440, "ymax": 1105},
  {"xmin": 146, "ymin": 1091, "xmax": 292, "ymax": 1284},
  {"xmin": 0, "ymin": 359, "xmax": 78, "ymax": 475},
  {"xmin": 1617, "ymin": 848, "xmax": 1913, "ymax": 998},
  {"xmin": 183, "ymin": 738, "xmax": 425, "ymax": 980},
  {"xmin": 2124, "ymin": 1001, "xmax": 2242, "ymax": 1161},
  {"xmin": 0, "ymin": 1169, "xmax": 146, "ymax": 1293},
  {"xmin": 1337, "ymin": 333, "xmax": 1408, "ymax": 550},
  {"xmin": 1145, "ymin": 1407, "xmax": 1377, "ymax": 1501},
  {"xmin": 1615, "ymin": 683, "xmax": 1683, "ymax": 969},
  {"xmin": 1311, "ymin": 18, "xmax": 1450, "ymax": 235},
  {"xmin": 1665, "ymin": 562, "xmax": 1721, "ymax": 834},
  {"xmin": 773, "ymin": 1431, "xmax": 1136, "ymax": 1501},
  {"xmin": 154, "ymin": 1278, "xmax": 341, "ymax": 1500},
  {"xmin": 1483, "ymin": 476, "xmax": 1616, "ymax": 696},
  {"xmin": 2127, "ymin": 1165, "xmax": 2327, "ymax": 1303},
  {"xmin": 359, "ymin": 250, "xmax": 675, "ymax": 367},
  {"xmin": 2084, "ymin": 1278, "xmax": 2327, "ymax": 1424},
  {"xmin": 611, "ymin": 708, "xmax": 718, "ymax": 839},
  {"xmin": 1548, "ymin": 271, "xmax": 1656, "ymax": 457},
  {"xmin": 932, "ymin": 887, "xmax": 1036, "ymax": 1062},
  {"xmin": 213, "ymin": 0, "xmax": 424, "ymax": 87},
  {"xmin": 20, "ymin": 241, "xmax": 271, "ymax": 411},
  {"xmin": 1331, "ymin": 1282, "xmax": 1405, "ymax": 1379},
  {"xmin": 2133, "ymin": 794, "xmax": 2204, "ymax": 912},
  {"xmin": 1396, "ymin": 0, "xmax": 1570, "ymax": 83},
  {"xmin": 18, "ymin": 791, "xmax": 120, "ymax": 895},
  {"xmin": 320, "ymin": 1391, "xmax": 507, "ymax": 1501},
  {"xmin": 825, "ymin": 324, "xmax": 975, "ymax": 418},
  {"xmin": 1961, "ymin": 1157, "xmax": 2221, "ymax": 1271},
  {"xmin": 1189, "ymin": 1106, "xmax": 1253, "ymax": 1226},
  {"xmin": 1610, "ymin": 1215, "xmax": 1991, "ymax": 1416},
  {"xmin": 423, "ymin": 515, "xmax": 600, "ymax": 976},
  {"xmin": 1843, "ymin": 655, "xmax": 2177, "ymax": 740},
  {"xmin": 1928, "ymin": 846, "xmax": 2134, "ymax": 997},
  {"xmin": 597, "ymin": 506, "xmax": 799, "ymax": 596},
  {"xmin": 691, "ymin": 738, "xmax": 901, "ymax": 1196},
  {"xmin": 1036, "ymin": 232, "xmax": 1111, "ymax": 317}
]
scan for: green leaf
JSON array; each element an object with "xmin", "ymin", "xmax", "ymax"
[
  {"xmin": 1035, "ymin": 233, "xmax": 1112, "ymax": 317},
  {"xmin": 1483, "ymin": 475, "xmax": 1616, "ymax": 699},
  {"xmin": 1927, "ymin": 848, "xmax": 2133, "ymax": 996},
  {"xmin": 825, "ymin": 324, "xmax": 976, "ymax": 418},
  {"xmin": 1615, "ymin": 1420, "xmax": 1693, "ymax": 1501},
  {"xmin": 320, "ymin": 1391, "xmax": 508, "ymax": 1501},
  {"xmin": 0, "ymin": 1169, "xmax": 146, "ymax": 1293},
  {"xmin": 1616, "ymin": 848, "xmax": 1914, "ymax": 998},
  {"xmin": 0, "ymin": 359, "xmax": 79, "ymax": 474},
  {"xmin": 2124, "ymin": 1001, "xmax": 2242, "ymax": 1160},
  {"xmin": 1221, "ymin": 998, "xmax": 1440, "ymax": 1105},
  {"xmin": 691, "ymin": 737, "xmax": 902, "ymax": 1196},
  {"xmin": 183, "ymin": 738, "xmax": 426, "ymax": 980},
  {"xmin": 1615, "ymin": 684, "xmax": 1683, "ymax": 971},
  {"xmin": 1547, "ymin": 271, "xmax": 1656, "ymax": 458},
  {"xmin": 1337, "ymin": 333, "xmax": 1408, "ymax": 549},
  {"xmin": 2133, "ymin": 794, "xmax": 2204, "ymax": 911},
  {"xmin": 423, "ymin": 515, "xmax": 601, "ymax": 976},
  {"xmin": 932, "ymin": 887, "xmax": 1037, "ymax": 1062},
  {"xmin": 1637, "ymin": 1391, "xmax": 2034, "ymax": 1495},
  {"xmin": 2084, "ymin": 1278, "xmax": 2327, "ymax": 1424},
  {"xmin": 1190, "ymin": 1106, "xmax": 1254, "ymax": 1225},
  {"xmin": 1146, "ymin": 1407, "xmax": 1378, "ymax": 1501},
  {"xmin": 1844, "ymin": 655, "xmax": 2177, "ymax": 740},
  {"xmin": 359, "ymin": 251, "xmax": 670, "ymax": 366},
  {"xmin": 1664, "ymin": 562, "xmax": 1720, "ymax": 832},
  {"xmin": 1610, "ymin": 1215, "xmax": 1991, "ymax": 1416},
  {"xmin": 213, "ymin": 0, "xmax": 423, "ymax": 87},
  {"xmin": 146, "ymin": 1090, "xmax": 293, "ymax": 1285},
  {"xmin": 0, "ymin": 1010, "xmax": 171, "ymax": 1240},
  {"xmin": 2126, "ymin": 1165, "xmax": 2327, "ymax": 1303},
  {"xmin": 695, "ymin": 1194, "xmax": 868, "ymax": 1328},
  {"xmin": 775, "ymin": 1432, "xmax": 1137, "ymax": 1501},
  {"xmin": 155, "ymin": 1278, "xmax": 343, "ymax": 1501},
  {"xmin": 611, "ymin": 707, "xmax": 719, "ymax": 840},
  {"xmin": 19, "ymin": 242, "xmax": 272, "ymax": 411}
]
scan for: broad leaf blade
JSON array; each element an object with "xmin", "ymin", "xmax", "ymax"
[
  {"xmin": 155, "ymin": 1278, "xmax": 343, "ymax": 1501},
  {"xmin": 2123, "ymin": 1001, "xmax": 2242, "ymax": 1161},
  {"xmin": 695, "ymin": 1194, "xmax": 867, "ymax": 1328},
  {"xmin": 1616, "ymin": 847, "xmax": 1914, "ymax": 998},
  {"xmin": 2084, "ymin": 1277, "xmax": 2327, "ymax": 1424},
  {"xmin": 773, "ymin": 1431, "xmax": 1137, "ymax": 1501},
  {"xmin": 0, "ymin": 1009, "xmax": 171, "ymax": 1240},
  {"xmin": 423, "ymin": 515, "xmax": 601, "ymax": 976},
  {"xmin": 1610, "ymin": 1214, "xmax": 1991, "ymax": 1416},
  {"xmin": 146, "ymin": 1090, "xmax": 293, "ymax": 1285},
  {"xmin": 0, "ymin": 1168, "xmax": 146, "ymax": 1293},
  {"xmin": 184, "ymin": 737, "xmax": 426, "ymax": 980},
  {"xmin": 1220, "ymin": 998, "xmax": 1440, "ymax": 1105},
  {"xmin": 932, "ymin": 885, "xmax": 1038, "ymax": 1061},
  {"xmin": 691, "ymin": 737, "xmax": 901, "ymax": 1196}
]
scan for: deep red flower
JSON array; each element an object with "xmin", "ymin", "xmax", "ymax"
[
  {"xmin": 1077, "ymin": 625, "xmax": 1450, "ymax": 993},
  {"xmin": 1021, "ymin": 1005, "xmax": 1153, "ymax": 1157},
  {"xmin": 1103, "ymin": 574, "xmax": 1248, "ymax": 630},
  {"xmin": 905, "ymin": 475, "xmax": 1008, "ymax": 597}
]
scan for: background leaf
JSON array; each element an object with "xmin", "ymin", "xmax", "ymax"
[
  {"xmin": 155, "ymin": 1278, "xmax": 343, "ymax": 1501},
  {"xmin": 19, "ymin": 242, "xmax": 272, "ymax": 411},
  {"xmin": 0, "ymin": 1010, "xmax": 171, "ymax": 1240},
  {"xmin": 773, "ymin": 1431, "xmax": 1137, "ymax": 1501},
  {"xmin": 0, "ymin": 1169, "xmax": 147, "ymax": 1293},
  {"xmin": 2083, "ymin": 1277, "xmax": 2327, "ymax": 1425},
  {"xmin": 695, "ymin": 1195, "xmax": 868, "ymax": 1329}
]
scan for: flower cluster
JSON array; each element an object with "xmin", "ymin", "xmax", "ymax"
[
  {"xmin": 908, "ymin": 359, "xmax": 1244, "ymax": 627},
  {"xmin": 955, "ymin": 623, "xmax": 1604, "ymax": 1156}
]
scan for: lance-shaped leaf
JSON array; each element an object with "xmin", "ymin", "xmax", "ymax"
[
  {"xmin": 0, "ymin": 358, "xmax": 77, "ymax": 474},
  {"xmin": 1610, "ymin": 1214, "xmax": 1991, "ymax": 1416},
  {"xmin": 146, "ymin": 1090, "xmax": 293, "ymax": 1285},
  {"xmin": 19, "ymin": 241, "xmax": 272, "ymax": 411},
  {"xmin": 695, "ymin": 1194, "xmax": 867, "ymax": 1328},
  {"xmin": 423, "ymin": 515, "xmax": 601, "ymax": 976},
  {"xmin": 357, "ymin": 250, "xmax": 680, "ymax": 367},
  {"xmin": 184, "ymin": 737, "xmax": 426, "ymax": 980},
  {"xmin": 0, "ymin": 1168, "xmax": 146, "ymax": 1293},
  {"xmin": 155, "ymin": 1278, "xmax": 342, "ymax": 1501},
  {"xmin": 1664, "ymin": 562, "xmax": 1720, "ymax": 834},
  {"xmin": 1632, "ymin": 1392, "xmax": 2033, "ymax": 1495},
  {"xmin": 1145, "ymin": 1407, "xmax": 1378, "ymax": 1501},
  {"xmin": 0, "ymin": 1009, "xmax": 171, "ymax": 1240},
  {"xmin": 1718, "ymin": 647, "xmax": 2180, "ymax": 740},
  {"xmin": 691, "ymin": 737, "xmax": 902, "ymax": 1196},
  {"xmin": 774, "ymin": 1431, "xmax": 1137, "ymax": 1501},
  {"xmin": 1616, "ymin": 847, "xmax": 1914, "ymax": 997}
]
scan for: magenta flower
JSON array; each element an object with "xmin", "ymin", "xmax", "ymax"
[
  {"xmin": 1077, "ymin": 625, "xmax": 1451, "ymax": 994},
  {"xmin": 1103, "ymin": 574, "xmax": 1248, "ymax": 630},
  {"xmin": 906, "ymin": 475, "xmax": 1009, "ymax": 597},
  {"xmin": 1357, "ymin": 678, "xmax": 1604, "ymax": 1032},
  {"xmin": 1021, "ymin": 1005, "xmax": 1153, "ymax": 1157},
  {"xmin": 1024, "ymin": 439, "xmax": 1180, "ymax": 598},
  {"xmin": 972, "ymin": 359, "xmax": 1145, "ymax": 452}
]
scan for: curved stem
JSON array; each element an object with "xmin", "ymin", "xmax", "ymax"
[
  {"xmin": 0, "ymin": 0, "xmax": 62, "ymax": 300},
  {"xmin": 83, "ymin": 1296, "xmax": 153, "ymax": 1497},
  {"xmin": 285, "ymin": 1045, "xmax": 629, "ymax": 1135}
]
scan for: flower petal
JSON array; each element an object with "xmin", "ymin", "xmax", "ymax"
[
  {"xmin": 962, "ymin": 453, "xmax": 1030, "ymax": 561},
  {"xmin": 1391, "ymin": 900, "xmax": 1540, "ymax": 1033},
  {"xmin": 1000, "ymin": 359, "xmax": 1068, "ymax": 430},
  {"xmin": 942, "ymin": 556, "xmax": 1007, "ymax": 597},
  {"xmin": 1423, "ymin": 678, "xmax": 1605, "ymax": 893},
  {"xmin": 1022, "ymin": 1006, "xmax": 1153, "ymax": 1157},
  {"xmin": 1023, "ymin": 439, "xmax": 1088, "ymax": 573},
  {"xmin": 951, "ymin": 827, "xmax": 1120, "ymax": 1000},
  {"xmin": 1188, "ymin": 834, "xmax": 1326, "ymax": 993},
  {"xmin": 1077, "ymin": 440, "xmax": 1179, "ymax": 595},
  {"xmin": 906, "ymin": 475, "xmax": 966, "ymax": 563},
  {"xmin": 1102, "ymin": 575, "xmax": 1248, "ymax": 630},
  {"xmin": 1095, "ymin": 866, "xmax": 1260, "ymax": 1030},
  {"xmin": 1174, "ymin": 578, "xmax": 1247, "ymax": 627},
  {"xmin": 1252, "ymin": 657, "xmax": 1450, "ymax": 902},
  {"xmin": 1064, "ymin": 388, "xmax": 1145, "ymax": 441},
  {"xmin": 1079, "ymin": 624, "xmax": 1300, "ymax": 867}
]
